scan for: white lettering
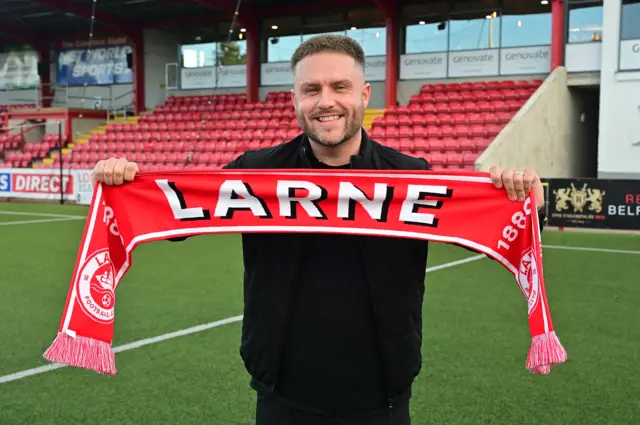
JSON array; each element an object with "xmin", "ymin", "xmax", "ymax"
[
  {"xmin": 13, "ymin": 175, "xmax": 70, "ymax": 193},
  {"xmin": 215, "ymin": 180, "xmax": 271, "ymax": 219},
  {"xmin": 277, "ymin": 180, "xmax": 326, "ymax": 219},
  {"xmin": 608, "ymin": 205, "xmax": 640, "ymax": 215},
  {"xmin": 337, "ymin": 182, "xmax": 391, "ymax": 221},
  {"xmin": 30, "ymin": 175, "xmax": 41, "ymax": 191},
  {"xmin": 102, "ymin": 205, "xmax": 121, "ymax": 237},
  {"xmin": 0, "ymin": 174, "xmax": 8, "ymax": 191},
  {"xmin": 156, "ymin": 179, "xmax": 210, "ymax": 220},
  {"xmin": 399, "ymin": 185, "xmax": 450, "ymax": 227}
]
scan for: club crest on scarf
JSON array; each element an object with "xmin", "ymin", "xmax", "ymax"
[
  {"xmin": 518, "ymin": 247, "xmax": 540, "ymax": 316},
  {"xmin": 76, "ymin": 249, "xmax": 116, "ymax": 324}
]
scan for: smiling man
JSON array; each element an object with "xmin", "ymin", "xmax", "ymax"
[
  {"xmin": 92, "ymin": 34, "xmax": 546, "ymax": 425},
  {"xmin": 290, "ymin": 41, "xmax": 370, "ymax": 166}
]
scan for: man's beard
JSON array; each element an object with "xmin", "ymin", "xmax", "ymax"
[{"xmin": 297, "ymin": 102, "xmax": 365, "ymax": 148}]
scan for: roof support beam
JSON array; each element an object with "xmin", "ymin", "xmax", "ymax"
[
  {"xmin": 28, "ymin": 0, "xmax": 135, "ymax": 34},
  {"xmin": 165, "ymin": 0, "xmax": 240, "ymax": 12},
  {"xmin": 259, "ymin": 0, "xmax": 371, "ymax": 17},
  {"xmin": 0, "ymin": 27, "xmax": 49, "ymax": 51}
]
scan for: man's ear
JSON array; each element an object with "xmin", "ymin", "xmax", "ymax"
[{"xmin": 362, "ymin": 82, "xmax": 371, "ymax": 108}]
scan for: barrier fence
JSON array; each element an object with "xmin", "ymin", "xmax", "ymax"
[
  {"xmin": 0, "ymin": 168, "xmax": 93, "ymax": 205},
  {"xmin": 0, "ymin": 170, "xmax": 638, "ymax": 231}
]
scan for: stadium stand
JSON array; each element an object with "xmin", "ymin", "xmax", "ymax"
[
  {"xmin": 25, "ymin": 79, "xmax": 541, "ymax": 172},
  {"xmin": 0, "ymin": 103, "xmax": 43, "ymax": 168},
  {"xmin": 370, "ymin": 79, "xmax": 542, "ymax": 170}
]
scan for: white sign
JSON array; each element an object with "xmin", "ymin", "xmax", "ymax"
[
  {"xmin": 0, "ymin": 168, "xmax": 96, "ymax": 203},
  {"xmin": 620, "ymin": 39, "xmax": 640, "ymax": 71},
  {"xmin": 261, "ymin": 62, "xmax": 293, "ymax": 86},
  {"xmin": 217, "ymin": 64, "xmax": 246, "ymax": 87},
  {"xmin": 0, "ymin": 168, "xmax": 76, "ymax": 201},
  {"xmin": 365, "ymin": 56, "xmax": 385, "ymax": 81},
  {"xmin": 399, "ymin": 53, "xmax": 447, "ymax": 80},
  {"xmin": 181, "ymin": 67, "xmax": 216, "ymax": 89},
  {"xmin": 0, "ymin": 51, "xmax": 39, "ymax": 90},
  {"xmin": 261, "ymin": 56, "xmax": 385, "ymax": 85},
  {"xmin": 500, "ymin": 46, "xmax": 550, "ymax": 75},
  {"xmin": 181, "ymin": 65, "xmax": 247, "ymax": 89},
  {"xmin": 448, "ymin": 49, "xmax": 499, "ymax": 78},
  {"xmin": 565, "ymin": 43, "xmax": 602, "ymax": 72},
  {"xmin": 74, "ymin": 169, "xmax": 94, "ymax": 205}
]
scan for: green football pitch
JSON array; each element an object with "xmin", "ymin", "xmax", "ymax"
[{"xmin": 0, "ymin": 202, "xmax": 639, "ymax": 425}]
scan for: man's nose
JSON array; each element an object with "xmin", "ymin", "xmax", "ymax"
[{"xmin": 318, "ymin": 87, "xmax": 336, "ymax": 108}]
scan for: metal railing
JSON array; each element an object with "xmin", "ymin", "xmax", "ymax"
[{"xmin": 1, "ymin": 83, "xmax": 135, "ymax": 112}]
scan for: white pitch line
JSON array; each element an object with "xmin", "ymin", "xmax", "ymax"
[
  {"xmin": 0, "ymin": 217, "xmax": 85, "ymax": 226},
  {"xmin": 425, "ymin": 254, "xmax": 485, "ymax": 272},
  {"xmin": 0, "ymin": 211, "xmax": 86, "ymax": 219},
  {"xmin": 0, "ymin": 210, "xmax": 639, "ymax": 256},
  {"xmin": 0, "ymin": 240, "xmax": 636, "ymax": 383},
  {"xmin": 0, "ymin": 255, "xmax": 484, "ymax": 385},
  {"xmin": 543, "ymin": 244, "xmax": 640, "ymax": 255}
]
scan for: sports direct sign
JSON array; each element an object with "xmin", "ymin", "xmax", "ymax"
[
  {"xmin": 0, "ymin": 169, "xmax": 82, "ymax": 201},
  {"xmin": 13, "ymin": 173, "xmax": 74, "ymax": 195}
]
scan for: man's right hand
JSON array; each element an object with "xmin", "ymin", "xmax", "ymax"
[{"xmin": 92, "ymin": 157, "xmax": 139, "ymax": 186}]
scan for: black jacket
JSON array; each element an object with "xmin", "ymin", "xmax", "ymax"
[
  {"xmin": 222, "ymin": 130, "xmax": 434, "ymax": 407},
  {"xmin": 175, "ymin": 128, "xmax": 545, "ymax": 412}
]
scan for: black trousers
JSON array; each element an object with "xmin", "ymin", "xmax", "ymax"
[{"xmin": 255, "ymin": 393, "xmax": 411, "ymax": 425}]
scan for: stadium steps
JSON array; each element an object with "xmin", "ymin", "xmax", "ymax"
[
  {"xmin": 363, "ymin": 108, "xmax": 385, "ymax": 130},
  {"xmin": 32, "ymin": 115, "xmax": 141, "ymax": 168}
]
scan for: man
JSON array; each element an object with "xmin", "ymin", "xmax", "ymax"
[{"xmin": 93, "ymin": 34, "xmax": 545, "ymax": 425}]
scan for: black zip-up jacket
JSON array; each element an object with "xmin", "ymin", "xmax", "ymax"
[{"xmin": 173, "ymin": 128, "xmax": 545, "ymax": 414}]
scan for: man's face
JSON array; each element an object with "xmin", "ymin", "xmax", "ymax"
[{"xmin": 291, "ymin": 52, "xmax": 371, "ymax": 148}]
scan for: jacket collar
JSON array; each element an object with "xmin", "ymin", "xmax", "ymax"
[{"xmin": 298, "ymin": 127, "xmax": 376, "ymax": 169}]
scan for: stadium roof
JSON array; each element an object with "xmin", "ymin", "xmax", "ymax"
[{"xmin": 0, "ymin": 0, "xmax": 397, "ymax": 47}]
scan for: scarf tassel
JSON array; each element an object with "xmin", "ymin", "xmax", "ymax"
[
  {"xmin": 526, "ymin": 331, "xmax": 567, "ymax": 375},
  {"xmin": 43, "ymin": 332, "xmax": 116, "ymax": 375}
]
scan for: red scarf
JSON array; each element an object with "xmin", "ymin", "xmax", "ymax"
[{"xmin": 43, "ymin": 169, "xmax": 567, "ymax": 376}]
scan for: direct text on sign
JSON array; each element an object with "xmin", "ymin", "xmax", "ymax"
[{"xmin": 12, "ymin": 174, "xmax": 74, "ymax": 194}]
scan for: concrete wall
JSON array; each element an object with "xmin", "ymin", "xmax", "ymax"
[
  {"xmin": 597, "ymin": 0, "xmax": 640, "ymax": 179},
  {"xmin": 22, "ymin": 123, "xmax": 45, "ymax": 144},
  {"xmin": 71, "ymin": 118, "xmax": 106, "ymax": 142},
  {"xmin": 475, "ymin": 67, "xmax": 589, "ymax": 179}
]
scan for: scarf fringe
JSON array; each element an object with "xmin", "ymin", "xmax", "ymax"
[
  {"xmin": 43, "ymin": 332, "xmax": 116, "ymax": 375},
  {"xmin": 526, "ymin": 331, "xmax": 567, "ymax": 375}
]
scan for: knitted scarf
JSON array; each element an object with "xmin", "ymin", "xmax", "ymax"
[{"xmin": 43, "ymin": 169, "xmax": 567, "ymax": 376}]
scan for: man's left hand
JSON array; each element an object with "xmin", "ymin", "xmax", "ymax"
[{"xmin": 489, "ymin": 165, "xmax": 545, "ymax": 209}]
